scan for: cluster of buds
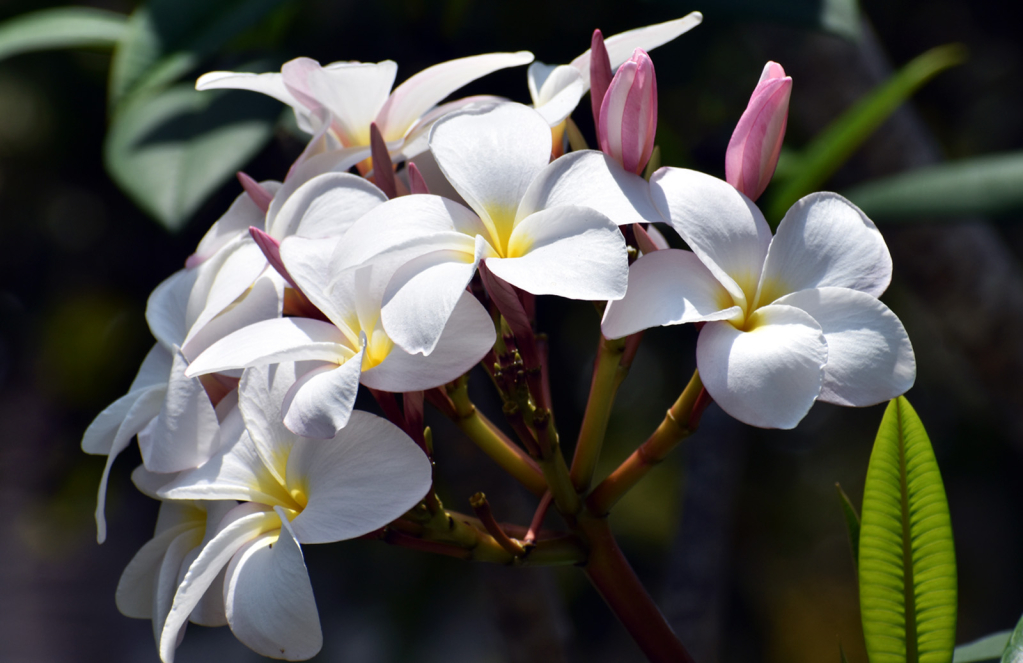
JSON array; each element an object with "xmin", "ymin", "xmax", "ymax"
[{"xmin": 83, "ymin": 12, "xmax": 915, "ymax": 662}]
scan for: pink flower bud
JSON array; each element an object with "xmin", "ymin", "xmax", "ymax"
[
  {"xmin": 598, "ymin": 48, "xmax": 658, "ymax": 175},
  {"xmin": 725, "ymin": 61, "xmax": 792, "ymax": 201}
]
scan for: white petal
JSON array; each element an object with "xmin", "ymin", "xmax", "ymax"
[
  {"xmin": 332, "ymin": 194, "xmax": 486, "ymax": 269},
  {"xmin": 364, "ymin": 292, "xmax": 494, "ymax": 391},
  {"xmin": 147, "ymin": 269, "xmax": 198, "ymax": 349},
  {"xmin": 650, "ymin": 167, "xmax": 772, "ymax": 310},
  {"xmin": 278, "ymin": 236, "xmax": 353, "ymax": 333},
  {"xmin": 601, "ymin": 249, "xmax": 742, "ymax": 339},
  {"xmin": 190, "ymin": 184, "xmax": 276, "ymax": 265},
  {"xmin": 569, "ymin": 13, "xmax": 703, "ymax": 88},
  {"xmin": 378, "ymin": 51, "xmax": 534, "ymax": 142},
  {"xmin": 757, "ymin": 192, "xmax": 893, "ymax": 306},
  {"xmin": 138, "ymin": 350, "xmax": 221, "ymax": 473},
  {"xmin": 196, "ymin": 70, "xmax": 300, "ymax": 108},
  {"xmin": 182, "ymin": 271, "xmax": 284, "ymax": 361},
  {"xmin": 157, "ymin": 406, "xmax": 293, "ymax": 506},
  {"xmin": 290, "ymin": 60, "xmax": 397, "ymax": 147},
  {"xmin": 379, "ymin": 237, "xmax": 485, "ymax": 355},
  {"xmin": 159, "ymin": 504, "xmax": 280, "ymax": 663},
  {"xmin": 184, "ymin": 238, "xmax": 269, "ymax": 338},
  {"xmin": 129, "ymin": 343, "xmax": 175, "ymax": 392},
  {"xmin": 429, "ymin": 103, "xmax": 551, "ymax": 233},
  {"xmin": 774, "ymin": 287, "xmax": 916, "ymax": 406},
  {"xmin": 116, "ymin": 522, "xmax": 200, "ymax": 619},
  {"xmin": 282, "ymin": 348, "xmax": 364, "ymax": 439},
  {"xmin": 154, "ymin": 526, "xmax": 209, "ymax": 645},
  {"xmin": 485, "ymin": 206, "xmax": 628, "ymax": 300},
  {"xmin": 93, "ymin": 386, "xmax": 166, "ymax": 543},
  {"xmin": 239, "ymin": 363, "xmax": 303, "ymax": 485},
  {"xmin": 224, "ymin": 515, "xmax": 321, "ymax": 661},
  {"xmin": 396, "ymin": 95, "xmax": 506, "ymax": 161},
  {"xmin": 532, "ymin": 65, "xmax": 586, "ymax": 126},
  {"xmin": 287, "ymin": 412, "xmax": 431, "ymax": 543},
  {"xmin": 697, "ymin": 305, "xmax": 827, "ymax": 429},
  {"xmin": 517, "ymin": 150, "xmax": 662, "ymax": 226},
  {"xmin": 268, "ymin": 172, "xmax": 386, "ymax": 240},
  {"xmin": 185, "ymin": 318, "xmax": 352, "ymax": 376}
]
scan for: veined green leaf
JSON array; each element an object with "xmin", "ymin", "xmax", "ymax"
[
  {"xmin": 765, "ymin": 44, "xmax": 967, "ymax": 224},
  {"xmin": 859, "ymin": 397, "xmax": 957, "ymax": 663},
  {"xmin": 680, "ymin": 0, "xmax": 862, "ymax": 40},
  {"xmin": 0, "ymin": 7, "xmax": 127, "ymax": 62},
  {"xmin": 951, "ymin": 631, "xmax": 1011, "ymax": 662},
  {"xmin": 842, "ymin": 152, "xmax": 1023, "ymax": 221},
  {"xmin": 1003, "ymin": 612, "xmax": 1023, "ymax": 663},
  {"xmin": 109, "ymin": 0, "xmax": 288, "ymax": 106},
  {"xmin": 836, "ymin": 482, "xmax": 861, "ymax": 567},
  {"xmin": 104, "ymin": 84, "xmax": 280, "ymax": 231}
]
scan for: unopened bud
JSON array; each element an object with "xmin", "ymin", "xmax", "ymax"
[
  {"xmin": 598, "ymin": 49, "xmax": 658, "ymax": 175},
  {"xmin": 725, "ymin": 61, "xmax": 792, "ymax": 201}
]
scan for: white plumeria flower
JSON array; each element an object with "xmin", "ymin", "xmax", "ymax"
[
  {"xmin": 116, "ymin": 500, "xmax": 238, "ymax": 647},
  {"xmin": 82, "ymin": 253, "xmax": 282, "ymax": 542},
  {"xmin": 602, "ymin": 168, "xmax": 916, "ymax": 429},
  {"xmin": 185, "ymin": 235, "xmax": 496, "ymax": 439},
  {"xmin": 153, "ymin": 363, "xmax": 432, "ymax": 662},
  {"xmin": 196, "ymin": 51, "xmax": 533, "ymax": 160},
  {"xmin": 332, "ymin": 101, "xmax": 629, "ymax": 356},
  {"xmin": 527, "ymin": 12, "xmax": 702, "ymax": 128}
]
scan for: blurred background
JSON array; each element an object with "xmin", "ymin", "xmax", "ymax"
[{"xmin": 1, "ymin": 0, "xmax": 1021, "ymax": 661}]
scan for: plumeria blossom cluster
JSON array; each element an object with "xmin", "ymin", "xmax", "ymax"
[{"xmin": 83, "ymin": 12, "xmax": 916, "ymax": 662}]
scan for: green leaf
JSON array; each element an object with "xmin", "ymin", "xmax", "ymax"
[
  {"xmin": 951, "ymin": 631, "xmax": 1012, "ymax": 662},
  {"xmin": 104, "ymin": 84, "xmax": 281, "ymax": 231},
  {"xmin": 765, "ymin": 44, "xmax": 967, "ymax": 223},
  {"xmin": 0, "ymin": 7, "xmax": 127, "ymax": 62},
  {"xmin": 842, "ymin": 152, "xmax": 1023, "ymax": 222},
  {"xmin": 683, "ymin": 0, "xmax": 863, "ymax": 40},
  {"xmin": 858, "ymin": 397, "xmax": 957, "ymax": 663},
  {"xmin": 109, "ymin": 0, "xmax": 288, "ymax": 106},
  {"xmin": 836, "ymin": 482, "xmax": 861, "ymax": 567},
  {"xmin": 841, "ymin": 642, "xmax": 853, "ymax": 663},
  {"xmin": 1003, "ymin": 612, "xmax": 1023, "ymax": 663}
]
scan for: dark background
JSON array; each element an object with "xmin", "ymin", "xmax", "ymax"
[{"xmin": 1, "ymin": 0, "xmax": 1022, "ymax": 661}]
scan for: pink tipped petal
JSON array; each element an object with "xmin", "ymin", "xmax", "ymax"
[
  {"xmin": 601, "ymin": 249, "xmax": 742, "ymax": 340},
  {"xmin": 281, "ymin": 350, "xmax": 364, "ymax": 439},
  {"xmin": 287, "ymin": 413, "xmax": 432, "ymax": 543},
  {"xmin": 224, "ymin": 516, "xmax": 322, "ymax": 660},
  {"xmin": 250, "ymin": 227, "xmax": 295, "ymax": 288},
  {"xmin": 774, "ymin": 287, "xmax": 916, "ymax": 407},
  {"xmin": 407, "ymin": 162, "xmax": 430, "ymax": 195},
  {"xmin": 725, "ymin": 66, "xmax": 792, "ymax": 200},
  {"xmin": 236, "ymin": 172, "xmax": 274, "ymax": 213},
  {"xmin": 570, "ymin": 13, "xmax": 703, "ymax": 88},
  {"xmin": 363, "ymin": 292, "xmax": 495, "ymax": 392},
  {"xmin": 634, "ymin": 222, "xmax": 668, "ymax": 255},
  {"xmin": 376, "ymin": 51, "xmax": 534, "ymax": 142},
  {"xmin": 599, "ymin": 50, "xmax": 657, "ymax": 174},
  {"xmin": 759, "ymin": 60, "xmax": 787, "ymax": 84},
  {"xmin": 589, "ymin": 29, "xmax": 613, "ymax": 126},
  {"xmin": 697, "ymin": 305, "xmax": 827, "ymax": 429},
  {"xmin": 757, "ymin": 192, "xmax": 892, "ymax": 306},
  {"xmin": 649, "ymin": 167, "xmax": 772, "ymax": 310}
]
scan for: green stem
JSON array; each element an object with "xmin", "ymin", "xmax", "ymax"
[
  {"xmin": 571, "ymin": 334, "xmax": 627, "ymax": 492},
  {"xmin": 447, "ymin": 379, "xmax": 548, "ymax": 497},
  {"xmin": 580, "ymin": 516, "xmax": 695, "ymax": 663},
  {"xmin": 586, "ymin": 370, "xmax": 705, "ymax": 516}
]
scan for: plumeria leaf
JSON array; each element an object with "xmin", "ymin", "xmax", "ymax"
[
  {"xmin": 950, "ymin": 630, "xmax": 1012, "ymax": 662},
  {"xmin": 109, "ymin": 0, "xmax": 288, "ymax": 105},
  {"xmin": 1003, "ymin": 613, "xmax": 1023, "ymax": 663},
  {"xmin": 694, "ymin": 0, "xmax": 862, "ymax": 40},
  {"xmin": 765, "ymin": 44, "xmax": 966, "ymax": 223},
  {"xmin": 835, "ymin": 482, "xmax": 860, "ymax": 568},
  {"xmin": 104, "ymin": 84, "xmax": 281, "ymax": 231},
  {"xmin": 0, "ymin": 7, "xmax": 127, "ymax": 62},
  {"xmin": 843, "ymin": 152, "xmax": 1023, "ymax": 221},
  {"xmin": 859, "ymin": 397, "xmax": 957, "ymax": 663}
]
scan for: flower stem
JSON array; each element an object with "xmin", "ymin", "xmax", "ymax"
[
  {"xmin": 571, "ymin": 334, "xmax": 629, "ymax": 492},
  {"xmin": 580, "ymin": 516, "xmax": 695, "ymax": 663},
  {"xmin": 446, "ymin": 378, "xmax": 548, "ymax": 496},
  {"xmin": 586, "ymin": 370, "xmax": 706, "ymax": 516}
]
